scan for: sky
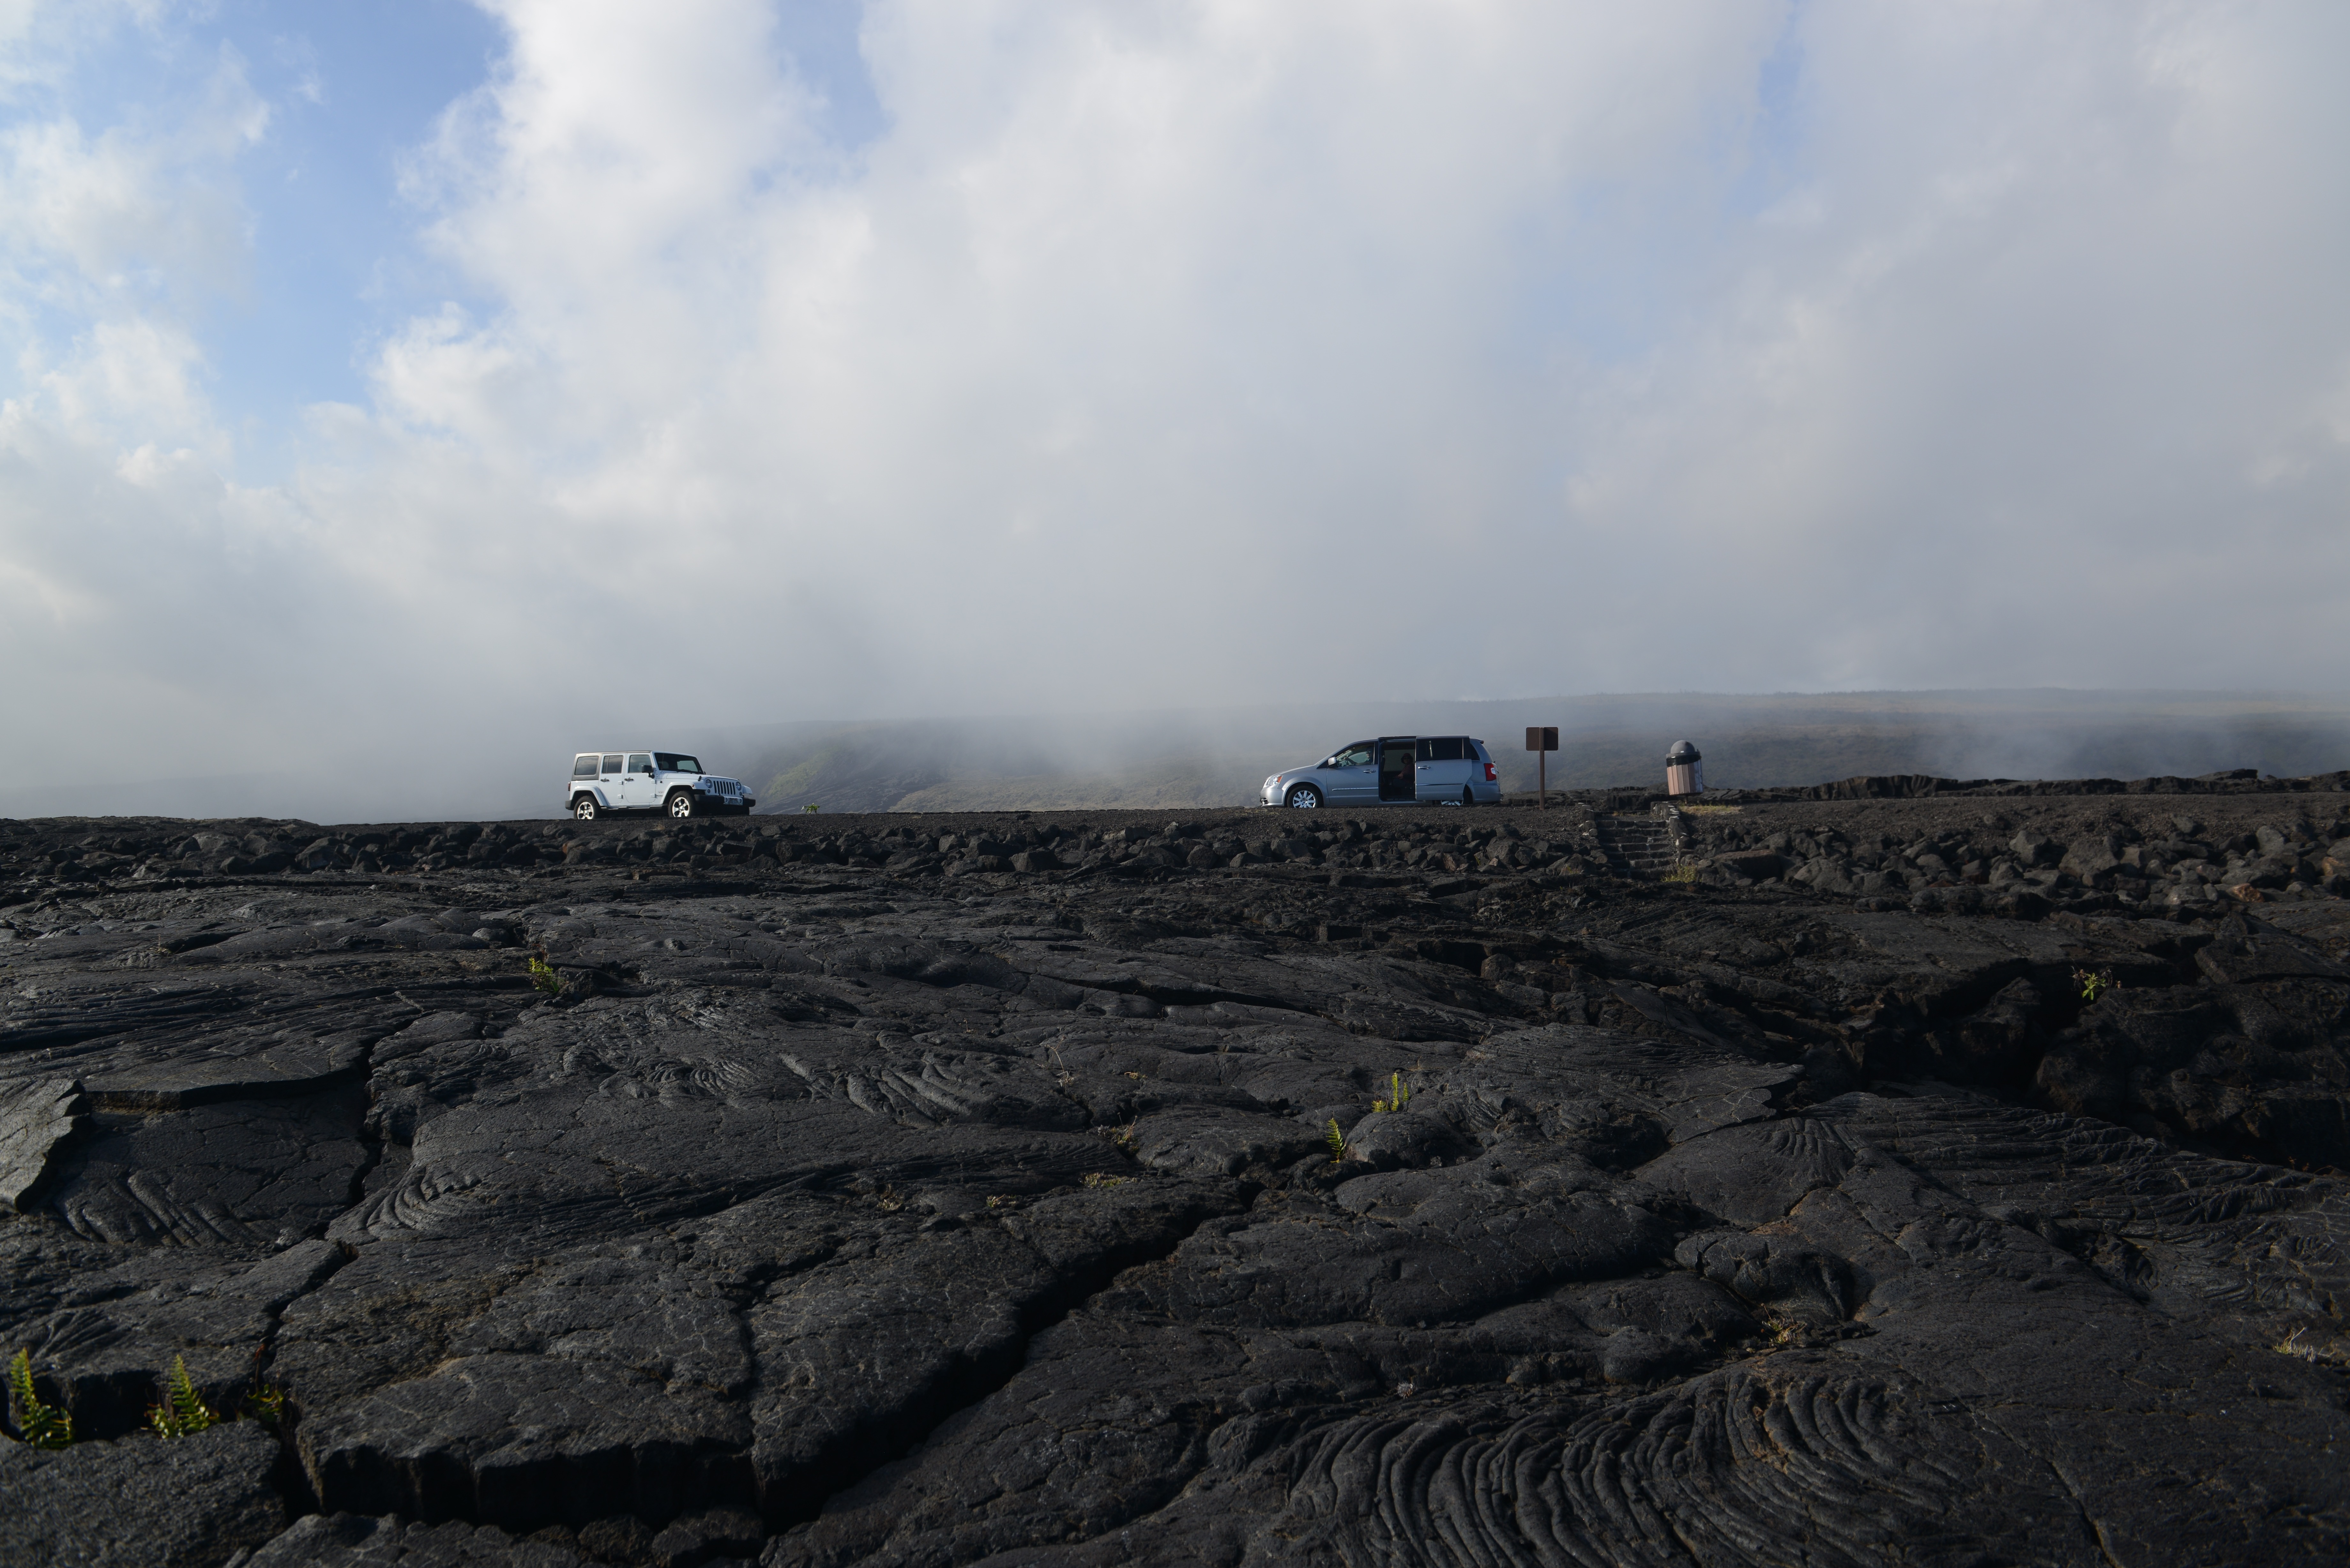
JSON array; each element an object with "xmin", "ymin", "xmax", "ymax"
[{"xmin": 2, "ymin": 1, "xmax": 2347, "ymax": 817}]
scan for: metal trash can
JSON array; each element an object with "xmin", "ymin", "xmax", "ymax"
[{"xmin": 1665, "ymin": 740, "xmax": 1704, "ymax": 797}]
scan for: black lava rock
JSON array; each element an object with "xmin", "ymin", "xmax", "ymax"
[{"xmin": 1, "ymin": 780, "xmax": 2348, "ymax": 1563}]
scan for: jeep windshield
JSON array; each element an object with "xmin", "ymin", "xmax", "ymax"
[{"xmin": 654, "ymin": 754, "xmax": 702, "ymax": 774}]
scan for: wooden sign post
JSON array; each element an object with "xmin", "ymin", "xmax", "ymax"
[{"xmin": 1526, "ymin": 726, "xmax": 1558, "ymax": 808}]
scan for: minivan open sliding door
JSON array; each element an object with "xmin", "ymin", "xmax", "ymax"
[{"xmin": 1377, "ymin": 737, "xmax": 1417, "ymax": 802}]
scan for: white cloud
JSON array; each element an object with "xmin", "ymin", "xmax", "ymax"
[
  {"xmin": 31, "ymin": 315, "xmax": 212, "ymax": 448},
  {"xmin": 343, "ymin": 0, "xmax": 1792, "ymax": 710},
  {"xmin": 2, "ymin": 0, "xmax": 2347, "ymax": 817},
  {"xmin": 0, "ymin": 34, "xmax": 264, "ymax": 310}
]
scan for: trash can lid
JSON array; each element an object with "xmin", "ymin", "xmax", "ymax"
[{"xmin": 1666, "ymin": 740, "xmax": 1702, "ymax": 761}]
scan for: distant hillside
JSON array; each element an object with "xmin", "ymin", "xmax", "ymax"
[{"xmin": 730, "ymin": 690, "xmax": 2350, "ymax": 813}]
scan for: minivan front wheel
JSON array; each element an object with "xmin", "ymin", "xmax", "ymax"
[
  {"xmin": 1285, "ymin": 785, "xmax": 1322, "ymax": 809},
  {"xmin": 667, "ymin": 791, "xmax": 697, "ymax": 819},
  {"xmin": 572, "ymin": 796, "xmax": 598, "ymax": 820}
]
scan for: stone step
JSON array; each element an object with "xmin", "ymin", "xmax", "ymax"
[{"xmin": 1587, "ymin": 815, "xmax": 1686, "ymax": 879}]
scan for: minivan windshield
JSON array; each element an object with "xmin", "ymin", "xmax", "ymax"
[{"xmin": 654, "ymin": 754, "xmax": 702, "ymax": 774}]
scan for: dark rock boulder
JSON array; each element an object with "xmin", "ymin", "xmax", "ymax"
[
  {"xmin": 247, "ymin": 1512, "xmax": 588, "ymax": 1566},
  {"xmin": 0, "ymin": 1421, "xmax": 284, "ymax": 1566}
]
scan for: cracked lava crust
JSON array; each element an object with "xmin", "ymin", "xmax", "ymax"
[{"xmin": 5, "ymin": 781, "xmax": 2350, "ymax": 1566}]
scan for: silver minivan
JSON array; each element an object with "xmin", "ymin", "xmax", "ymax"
[{"xmin": 1260, "ymin": 735, "xmax": 1500, "ymax": 809}]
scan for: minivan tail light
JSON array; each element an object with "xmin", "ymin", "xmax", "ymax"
[{"xmin": 1484, "ymin": 762, "xmax": 1498, "ymax": 782}]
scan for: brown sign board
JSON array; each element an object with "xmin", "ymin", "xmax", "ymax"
[{"xmin": 1526, "ymin": 726, "xmax": 1559, "ymax": 808}]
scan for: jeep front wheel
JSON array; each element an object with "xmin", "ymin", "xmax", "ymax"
[
  {"xmin": 572, "ymin": 796, "xmax": 598, "ymax": 820},
  {"xmin": 666, "ymin": 791, "xmax": 697, "ymax": 819}
]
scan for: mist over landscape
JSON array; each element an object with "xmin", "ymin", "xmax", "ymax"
[
  {"xmin": 711, "ymin": 688, "xmax": 2350, "ymax": 814},
  {"xmin": 3, "ymin": 3, "xmax": 2348, "ymax": 809},
  {"xmin": 7, "ymin": 688, "xmax": 2344, "ymax": 824}
]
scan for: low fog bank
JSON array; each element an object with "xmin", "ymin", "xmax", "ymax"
[
  {"xmin": 733, "ymin": 691, "xmax": 2350, "ymax": 814},
  {"xmin": 4, "ymin": 692, "xmax": 2344, "ymax": 824},
  {"xmin": 0, "ymin": 720, "xmax": 846, "ymax": 827}
]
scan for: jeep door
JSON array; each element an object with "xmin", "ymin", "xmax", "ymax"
[
  {"xmin": 596, "ymin": 753, "xmax": 626, "ymax": 809},
  {"xmin": 621, "ymin": 753, "xmax": 656, "ymax": 810}
]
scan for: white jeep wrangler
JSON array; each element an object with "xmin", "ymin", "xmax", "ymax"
[{"xmin": 567, "ymin": 751, "xmax": 756, "ymax": 819}]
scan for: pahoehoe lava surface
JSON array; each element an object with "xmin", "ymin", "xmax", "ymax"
[{"xmin": 5, "ymin": 781, "xmax": 2350, "ymax": 1565}]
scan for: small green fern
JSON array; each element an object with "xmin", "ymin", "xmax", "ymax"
[
  {"xmin": 1325, "ymin": 1118, "xmax": 1346, "ymax": 1164},
  {"xmin": 527, "ymin": 951, "xmax": 562, "ymax": 996},
  {"xmin": 244, "ymin": 1383, "xmax": 287, "ymax": 1427},
  {"xmin": 1371, "ymin": 1071, "xmax": 1412, "ymax": 1114},
  {"xmin": 240, "ymin": 1346, "xmax": 286, "ymax": 1428},
  {"xmin": 147, "ymin": 1356, "xmax": 217, "ymax": 1439},
  {"xmin": 7, "ymin": 1349, "xmax": 71, "ymax": 1449}
]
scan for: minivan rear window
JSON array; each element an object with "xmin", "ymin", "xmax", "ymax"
[
  {"xmin": 573, "ymin": 756, "xmax": 599, "ymax": 779},
  {"xmin": 1417, "ymin": 737, "xmax": 1466, "ymax": 761}
]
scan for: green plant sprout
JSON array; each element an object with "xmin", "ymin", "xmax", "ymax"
[
  {"xmin": 1371, "ymin": 1071, "xmax": 1412, "ymax": 1114},
  {"xmin": 527, "ymin": 951, "xmax": 563, "ymax": 996},
  {"xmin": 2073, "ymin": 966, "xmax": 2115, "ymax": 1003},
  {"xmin": 1080, "ymin": 1172, "xmax": 1127, "ymax": 1190},
  {"xmin": 1325, "ymin": 1118, "xmax": 1346, "ymax": 1164},
  {"xmin": 6, "ymin": 1349, "xmax": 71, "ymax": 1449},
  {"xmin": 1661, "ymin": 862, "xmax": 1698, "ymax": 885},
  {"xmin": 801, "ymin": 803, "xmax": 821, "ymax": 814},
  {"xmin": 243, "ymin": 1356, "xmax": 287, "ymax": 1427},
  {"xmin": 147, "ymin": 1356, "xmax": 217, "ymax": 1439}
]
